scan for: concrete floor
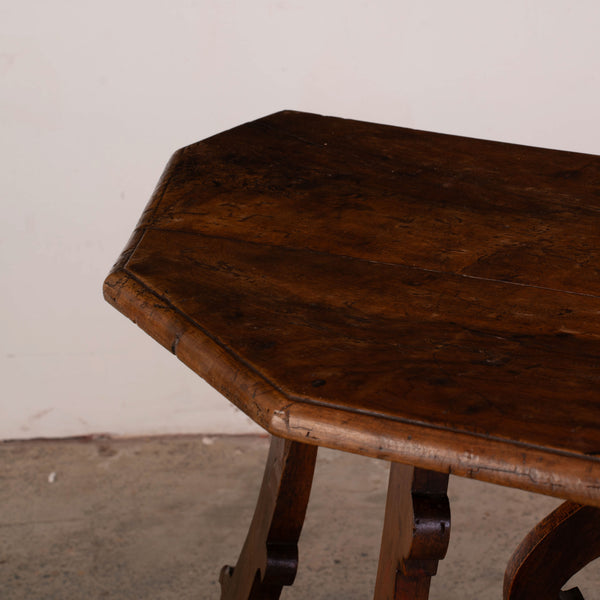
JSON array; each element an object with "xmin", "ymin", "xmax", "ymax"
[{"xmin": 1, "ymin": 435, "xmax": 598, "ymax": 600}]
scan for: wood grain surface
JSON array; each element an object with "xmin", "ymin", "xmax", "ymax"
[{"xmin": 104, "ymin": 111, "xmax": 600, "ymax": 505}]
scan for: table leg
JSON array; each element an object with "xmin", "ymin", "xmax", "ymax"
[
  {"xmin": 219, "ymin": 436, "xmax": 318, "ymax": 600},
  {"xmin": 374, "ymin": 463, "xmax": 450, "ymax": 600},
  {"xmin": 504, "ymin": 501, "xmax": 600, "ymax": 600}
]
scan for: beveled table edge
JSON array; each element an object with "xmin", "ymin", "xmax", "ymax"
[{"xmin": 103, "ymin": 267, "xmax": 600, "ymax": 508}]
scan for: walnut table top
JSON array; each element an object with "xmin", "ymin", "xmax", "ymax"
[{"xmin": 104, "ymin": 111, "xmax": 600, "ymax": 506}]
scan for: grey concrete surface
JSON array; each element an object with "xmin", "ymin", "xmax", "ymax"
[{"xmin": 0, "ymin": 435, "xmax": 598, "ymax": 599}]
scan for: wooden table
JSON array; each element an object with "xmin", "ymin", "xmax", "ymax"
[{"xmin": 104, "ymin": 111, "xmax": 600, "ymax": 600}]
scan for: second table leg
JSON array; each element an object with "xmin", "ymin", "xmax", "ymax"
[{"xmin": 374, "ymin": 463, "xmax": 451, "ymax": 600}]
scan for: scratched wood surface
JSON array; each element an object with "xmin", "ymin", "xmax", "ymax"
[{"xmin": 104, "ymin": 111, "xmax": 600, "ymax": 505}]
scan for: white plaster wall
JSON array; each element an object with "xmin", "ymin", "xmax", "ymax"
[{"xmin": 2, "ymin": 1, "xmax": 600, "ymax": 440}]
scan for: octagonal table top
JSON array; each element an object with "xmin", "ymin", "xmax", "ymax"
[{"xmin": 104, "ymin": 110, "xmax": 600, "ymax": 505}]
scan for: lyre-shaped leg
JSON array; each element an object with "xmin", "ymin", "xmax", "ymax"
[
  {"xmin": 374, "ymin": 463, "xmax": 450, "ymax": 600},
  {"xmin": 504, "ymin": 501, "xmax": 600, "ymax": 600},
  {"xmin": 219, "ymin": 436, "xmax": 318, "ymax": 600}
]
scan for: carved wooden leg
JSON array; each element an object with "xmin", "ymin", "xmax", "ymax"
[
  {"xmin": 504, "ymin": 501, "xmax": 600, "ymax": 600},
  {"xmin": 219, "ymin": 436, "xmax": 318, "ymax": 600},
  {"xmin": 374, "ymin": 463, "xmax": 450, "ymax": 600}
]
